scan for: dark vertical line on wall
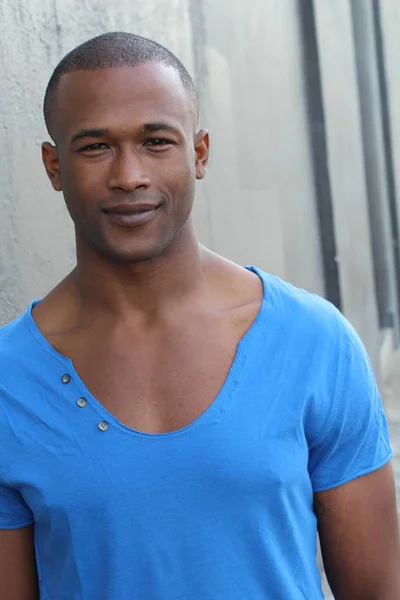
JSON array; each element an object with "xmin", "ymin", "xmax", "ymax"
[
  {"xmin": 298, "ymin": 0, "xmax": 342, "ymax": 310},
  {"xmin": 351, "ymin": 0, "xmax": 399, "ymax": 333},
  {"xmin": 188, "ymin": 0, "xmax": 215, "ymax": 249},
  {"xmin": 188, "ymin": 0, "xmax": 208, "ymax": 102},
  {"xmin": 52, "ymin": 0, "xmax": 63, "ymax": 57},
  {"xmin": 373, "ymin": 0, "xmax": 400, "ymax": 339}
]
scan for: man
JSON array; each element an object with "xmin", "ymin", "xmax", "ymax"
[{"xmin": 0, "ymin": 31, "xmax": 399, "ymax": 600}]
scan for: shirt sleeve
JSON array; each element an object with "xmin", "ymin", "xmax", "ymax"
[
  {"xmin": 308, "ymin": 313, "xmax": 393, "ymax": 492},
  {"xmin": 0, "ymin": 399, "xmax": 34, "ymax": 529},
  {"xmin": 0, "ymin": 484, "xmax": 33, "ymax": 529}
]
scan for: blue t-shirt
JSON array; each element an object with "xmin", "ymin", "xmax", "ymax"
[{"xmin": 0, "ymin": 268, "xmax": 392, "ymax": 599}]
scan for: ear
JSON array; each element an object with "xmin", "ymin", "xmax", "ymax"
[
  {"xmin": 42, "ymin": 142, "xmax": 62, "ymax": 191},
  {"xmin": 194, "ymin": 129, "xmax": 209, "ymax": 180}
]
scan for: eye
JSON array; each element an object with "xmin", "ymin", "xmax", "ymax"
[
  {"xmin": 78, "ymin": 143, "xmax": 109, "ymax": 152},
  {"xmin": 143, "ymin": 138, "xmax": 174, "ymax": 148}
]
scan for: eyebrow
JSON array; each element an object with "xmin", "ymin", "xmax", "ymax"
[
  {"xmin": 70, "ymin": 129, "xmax": 108, "ymax": 144},
  {"xmin": 142, "ymin": 122, "xmax": 180, "ymax": 135},
  {"xmin": 70, "ymin": 122, "xmax": 181, "ymax": 145}
]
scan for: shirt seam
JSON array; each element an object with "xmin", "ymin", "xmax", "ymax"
[
  {"xmin": 0, "ymin": 517, "xmax": 34, "ymax": 529},
  {"xmin": 312, "ymin": 449, "xmax": 393, "ymax": 492}
]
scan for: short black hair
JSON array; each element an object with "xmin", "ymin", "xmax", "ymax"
[{"xmin": 43, "ymin": 31, "xmax": 199, "ymax": 141}]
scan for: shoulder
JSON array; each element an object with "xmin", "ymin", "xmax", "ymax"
[
  {"xmin": 0, "ymin": 309, "xmax": 30, "ymax": 354},
  {"xmin": 252, "ymin": 266, "xmax": 345, "ymax": 343},
  {"xmin": 0, "ymin": 303, "xmax": 37, "ymax": 354},
  {"xmin": 0, "ymin": 303, "xmax": 45, "ymax": 389},
  {"xmin": 251, "ymin": 267, "xmax": 364, "ymax": 415},
  {"xmin": 252, "ymin": 269, "xmax": 385, "ymax": 457}
]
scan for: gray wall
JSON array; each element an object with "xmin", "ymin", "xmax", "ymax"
[
  {"xmin": 381, "ymin": 2, "xmax": 400, "ymax": 230},
  {"xmin": 313, "ymin": 0, "xmax": 381, "ymax": 362},
  {"xmin": 1, "ymin": 0, "xmax": 400, "ymax": 375}
]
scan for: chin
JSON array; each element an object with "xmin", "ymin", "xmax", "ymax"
[
  {"xmin": 100, "ymin": 241, "xmax": 169, "ymax": 264},
  {"xmin": 84, "ymin": 223, "xmax": 177, "ymax": 264}
]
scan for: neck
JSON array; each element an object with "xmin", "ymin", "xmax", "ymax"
[{"xmin": 72, "ymin": 219, "xmax": 208, "ymax": 319}]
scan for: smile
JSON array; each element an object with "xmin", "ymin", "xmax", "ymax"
[{"xmin": 102, "ymin": 203, "xmax": 160, "ymax": 227}]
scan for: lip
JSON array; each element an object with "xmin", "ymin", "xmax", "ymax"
[{"xmin": 102, "ymin": 203, "xmax": 160, "ymax": 227}]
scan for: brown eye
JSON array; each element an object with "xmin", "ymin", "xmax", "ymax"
[
  {"xmin": 144, "ymin": 139, "xmax": 173, "ymax": 147},
  {"xmin": 79, "ymin": 143, "xmax": 109, "ymax": 152}
]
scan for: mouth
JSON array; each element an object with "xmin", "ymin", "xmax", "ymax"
[{"xmin": 102, "ymin": 203, "xmax": 161, "ymax": 227}]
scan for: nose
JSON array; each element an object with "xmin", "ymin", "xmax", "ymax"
[{"xmin": 108, "ymin": 148, "xmax": 151, "ymax": 192}]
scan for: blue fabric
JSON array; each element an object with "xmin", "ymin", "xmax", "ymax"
[{"xmin": 0, "ymin": 267, "xmax": 392, "ymax": 600}]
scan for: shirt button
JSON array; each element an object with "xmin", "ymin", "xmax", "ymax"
[
  {"xmin": 76, "ymin": 397, "xmax": 87, "ymax": 408},
  {"xmin": 62, "ymin": 374, "xmax": 71, "ymax": 384},
  {"xmin": 98, "ymin": 421, "xmax": 109, "ymax": 431}
]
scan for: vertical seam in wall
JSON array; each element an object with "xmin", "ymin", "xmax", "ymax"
[
  {"xmin": 350, "ymin": 0, "xmax": 398, "ymax": 332},
  {"xmin": 297, "ymin": 0, "xmax": 342, "ymax": 310},
  {"xmin": 187, "ymin": 0, "xmax": 215, "ymax": 250},
  {"xmin": 372, "ymin": 0, "xmax": 400, "ymax": 345},
  {"xmin": 52, "ymin": 0, "xmax": 63, "ymax": 57}
]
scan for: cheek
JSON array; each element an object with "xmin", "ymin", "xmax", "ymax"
[
  {"xmin": 166, "ymin": 169, "xmax": 195, "ymax": 216},
  {"xmin": 168, "ymin": 155, "xmax": 196, "ymax": 198},
  {"xmin": 60, "ymin": 163, "xmax": 102, "ymax": 213}
]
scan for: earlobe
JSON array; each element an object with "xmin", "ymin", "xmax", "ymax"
[
  {"xmin": 195, "ymin": 129, "xmax": 210, "ymax": 181},
  {"xmin": 42, "ymin": 142, "xmax": 62, "ymax": 191}
]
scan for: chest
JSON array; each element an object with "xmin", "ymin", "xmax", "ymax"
[
  {"xmin": 51, "ymin": 316, "xmax": 247, "ymax": 433},
  {"xmin": 6, "ymin": 332, "xmax": 315, "ymax": 545},
  {"xmin": 18, "ymin": 372, "xmax": 311, "ymax": 526}
]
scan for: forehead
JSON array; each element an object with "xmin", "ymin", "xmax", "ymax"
[{"xmin": 54, "ymin": 63, "xmax": 194, "ymax": 140}]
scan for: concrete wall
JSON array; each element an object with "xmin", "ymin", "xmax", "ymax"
[
  {"xmin": 379, "ymin": 0, "xmax": 400, "ymax": 318},
  {"xmin": 195, "ymin": 0, "xmax": 324, "ymax": 296},
  {"xmin": 372, "ymin": 2, "xmax": 400, "ymax": 202},
  {"xmin": 313, "ymin": 0, "xmax": 381, "ymax": 364},
  {"xmin": 1, "ymin": 0, "xmax": 400, "ymax": 374}
]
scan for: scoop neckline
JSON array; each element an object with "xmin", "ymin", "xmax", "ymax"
[{"xmin": 25, "ymin": 265, "xmax": 269, "ymax": 439}]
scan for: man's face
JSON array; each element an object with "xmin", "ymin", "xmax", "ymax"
[{"xmin": 42, "ymin": 63, "xmax": 209, "ymax": 263}]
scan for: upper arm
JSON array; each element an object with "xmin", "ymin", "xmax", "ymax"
[
  {"xmin": 0, "ymin": 525, "xmax": 39, "ymax": 600},
  {"xmin": 305, "ymin": 310, "xmax": 398, "ymax": 596},
  {"xmin": 308, "ymin": 317, "xmax": 392, "ymax": 492},
  {"xmin": 316, "ymin": 462, "xmax": 400, "ymax": 599},
  {"xmin": 0, "ymin": 413, "xmax": 38, "ymax": 598}
]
